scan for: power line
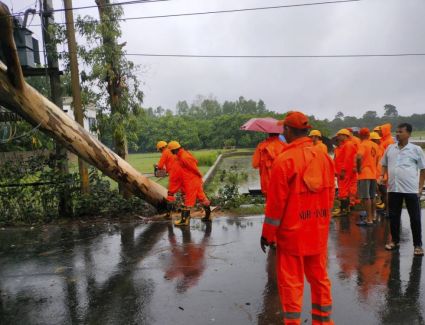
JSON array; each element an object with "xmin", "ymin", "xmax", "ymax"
[
  {"xmin": 27, "ymin": 0, "xmax": 362, "ymax": 26},
  {"xmin": 11, "ymin": 0, "xmax": 172, "ymax": 17},
  {"xmin": 35, "ymin": 50, "xmax": 425, "ymax": 59},
  {"xmin": 125, "ymin": 52, "xmax": 425, "ymax": 58}
]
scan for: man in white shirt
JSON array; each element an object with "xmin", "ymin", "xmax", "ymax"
[{"xmin": 380, "ymin": 123, "xmax": 425, "ymax": 256}]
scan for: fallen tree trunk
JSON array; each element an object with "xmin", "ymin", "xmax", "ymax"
[{"xmin": 0, "ymin": 2, "xmax": 167, "ymax": 208}]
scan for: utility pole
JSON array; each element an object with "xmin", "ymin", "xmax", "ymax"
[
  {"xmin": 63, "ymin": 0, "xmax": 89, "ymax": 193},
  {"xmin": 42, "ymin": 0, "xmax": 73, "ymax": 216}
]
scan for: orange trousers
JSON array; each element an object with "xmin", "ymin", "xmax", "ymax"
[
  {"xmin": 337, "ymin": 172, "xmax": 357, "ymax": 203},
  {"xmin": 276, "ymin": 251, "xmax": 333, "ymax": 325},
  {"xmin": 183, "ymin": 179, "xmax": 210, "ymax": 207},
  {"xmin": 349, "ymin": 172, "xmax": 358, "ymax": 206}
]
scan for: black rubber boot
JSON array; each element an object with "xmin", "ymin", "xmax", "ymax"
[{"xmin": 201, "ymin": 206, "xmax": 212, "ymax": 222}]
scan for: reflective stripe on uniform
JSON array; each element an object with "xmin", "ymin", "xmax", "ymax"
[
  {"xmin": 312, "ymin": 304, "xmax": 332, "ymax": 312},
  {"xmin": 283, "ymin": 312, "xmax": 301, "ymax": 320},
  {"xmin": 264, "ymin": 216, "xmax": 280, "ymax": 226},
  {"xmin": 312, "ymin": 314, "xmax": 332, "ymax": 322}
]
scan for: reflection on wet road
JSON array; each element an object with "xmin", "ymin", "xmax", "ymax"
[{"xmin": 1, "ymin": 210, "xmax": 424, "ymax": 324}]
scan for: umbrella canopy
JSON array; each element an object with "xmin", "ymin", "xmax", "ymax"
[{"xmin": 240, "ymin": 117, "xmax": 283, "ymax": 134}]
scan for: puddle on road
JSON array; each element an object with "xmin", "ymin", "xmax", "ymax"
[{"xmin": 1, "ymin": 212, "xmax": 425, "ymax": 324}]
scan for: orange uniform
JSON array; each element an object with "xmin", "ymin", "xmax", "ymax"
[
  {"xmin": 349, "ymin": 136, "xmax": 360, "ymax": 204},
  {"xmin": 158, "ymin": 148, "xmax": 182, "ymax": 198},
  {"xmin": 252, "ymin": 136, "xmax": 287, "ymax": 195},
  {"xmin": 380, "ymin": 123, "xmax": 394, "ymax": 150},
  {"xmin": 375, "ymin": 145, "xmax": 384, "ymax": 180},
  {"xmin": 314, "ymin": 140, "xmax": 328, "ymax": 154},
  {"xmin": 334, "ymin": 139, "xmax": 357, "ymax": 201},
  {"xmin": 262, "ymin": 137, "xmax": 335, "ymax": 325},
  {"xmin": 176, "ymin": 149, "xmax": 209, "ymax": 207},
  {"xmin": 357, "ymin": 140, "xmax": 379, "ymax": 180},
  {"xmin": 350, "ymin": 135, "xmax": 361, "ymax": 149}
]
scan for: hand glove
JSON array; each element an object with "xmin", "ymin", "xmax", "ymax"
[{"xmin": 260, "ymin": 236, "xmax": 270, "ymax": 253}]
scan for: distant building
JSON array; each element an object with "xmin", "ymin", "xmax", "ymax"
[{"xmin": 63, "ymin": 97, "xmax": 98, "ymax": 139}]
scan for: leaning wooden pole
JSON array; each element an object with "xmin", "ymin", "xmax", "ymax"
[{"xmin": 0, "ymin": 2, "xmax": 167, "ymax": 208}]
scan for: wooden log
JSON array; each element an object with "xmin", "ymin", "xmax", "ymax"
[{"xmin": 0, "ymin": 3, "xmax": 167, "ymax": 208}]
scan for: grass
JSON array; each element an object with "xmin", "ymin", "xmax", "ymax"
[
  {"xmin": 412, "ymin": 130, "xmax": 425, "ymax": 139},
  {"xmin": 72, "ymin": 149, "xmax": 221, "ymax": 189},
  {"xmin": 228, "ymin": 204, "xmax": 265, "ymax": 215},
  {"xmin": 69, "ymin": 148, "xmax": 253, "ymax": 189}
]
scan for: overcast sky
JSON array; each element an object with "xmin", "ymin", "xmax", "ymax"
[{"xmin": 11, "ymin": 0, "xmax": 425, "ymax": 119}]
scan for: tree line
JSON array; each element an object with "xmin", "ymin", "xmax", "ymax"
[{"xmin": 96, "ymin": 99, "xmax": 425, "ymax": 153}]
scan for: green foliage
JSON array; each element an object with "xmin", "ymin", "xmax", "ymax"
[
  {"xmin": 0, "ymin": 154, "xmax": 154, "ymax": 225},
  {"xmin": 210, "ymin": 166, "xmax": 250, "ymax": 209},
  {"xmin": 73, "ymin": 171, "xmax": 153, "ymax": 217},
  {"xmin": 73, "ymin": 4, "xmax": 144, "ymax": 154},
  {"xmin": 0, "ymin": 154, "xmax": 77, "ymax": 224}
]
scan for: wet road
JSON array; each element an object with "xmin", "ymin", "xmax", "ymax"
[{"xmin": 1, "ymin": 210, "xmax": 425, "ymax": 324}]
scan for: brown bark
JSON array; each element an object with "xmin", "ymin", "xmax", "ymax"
[
  {"xmin": 0, "ymin": 3, "xmax": 167, "ymax": 208},
  {"xmin": 63, "ymin": 0, "xmax": 90, "ymax": 194}
]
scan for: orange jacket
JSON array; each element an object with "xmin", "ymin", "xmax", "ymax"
[
  {"xmin": 334, "ymin": 139, "xmax": 357, "ymax": 174},
  {"xmin": 380, "ymin": 123, "xmax": 394, "ymax": 150},
  {"xmin": 262, "ymin": 137, "xmax": 335, "ymax": 255},
  {"xmin": 252, "ymin": 136, "xmax": 287, "ymax": 194},
  {"xmin": 314, "ymin": 140, "xmax": 328, "ymax": 154},
  {"xmin": 375, "ymin": 145, "xmax": 384, "ymax": 180},
  {"xmin": 350, "ymin": 136, "xmax": 361, "ymax": 151},
  {"xmin": 357, "ymin": 139, "xmax": 379, "ymax": 180},
  {"xmin": 158, "ymin": 148, "xmax": 178, "ymax": 173},
  {"xmin": 176, "ymin": 149, "xmax": 203, "ymax": 182}
]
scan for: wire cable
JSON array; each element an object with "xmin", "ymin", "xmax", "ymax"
[
  {"xmin": 124, "ymin": 52, "xmax": 425, "ymax": 58},
  {"xmin": 11, "ymin": 0, "xmax": 173, "ymax": 17},
  {"xmin": 35, "ymin": 49, "xmax": 425, "ymax": 59},
  {"xmin": 27, "ymin": 0, "xmax": 362, "ymax": 25},
  {"xmin": 0, "ymin": 122, "xmax": 42, "ymax": 144}
]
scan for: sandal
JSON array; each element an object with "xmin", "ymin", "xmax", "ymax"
[
  {"xmin": 385, "ymin": 242, "xmax": 400, "ymax": 251},
  {"xmin": 414, "ymin": 247, "xmax": 424, "ymax": 256}
]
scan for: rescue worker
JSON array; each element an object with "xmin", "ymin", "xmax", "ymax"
[
  {"xmin": 252, "ymin": 133, "xmax": 287, "ymax": 196},
  {"xmin": 374, "ymin": 123, "xmax": 395, "ymax": 150},
  {"xmin": 347, "ymin": 127, "xmax": 361, "ymax": 149},
  {"xmin": 333, "ymin": 129, "xmax": 357, "ymax": 216},
  {"xmin": 347, "ymin": 128, "xmax": 360, "ymax": 207},
  {"xmin": 309, "ymin": 130, "xmax": 328, "ymax": 154},
  {"xmin": 261, "ymin": 111, "xmax": 335, "ymax": 325},
  {"xmin": 155, "ymin": 141, "xmax": 182, "ymax": 214},
  {"xmin": 370, "ymin": 132, "xmax": 386, "ymax": 210},
  {"xmin": 356, "ymin": 128, "xmax": 379, "ymax": 226},
  {"xmin": 167, "ymin": 141, "xmax": 211, "ymax": 226}
]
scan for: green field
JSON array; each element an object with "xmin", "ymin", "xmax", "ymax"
[
  {"xmin": 412, "ymin": 130, "xmax": 425, "ymax": 139},
  {"xmin": 70, "ymin": 148, "xmax": 252, "ymax": 188},
  {"xmin": 127, "ymin": 150, "xmax": 218, "ymax": 187}
]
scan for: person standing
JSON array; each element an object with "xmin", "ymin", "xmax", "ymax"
[
  {"xmin": 333, "ymin": 129, "xmax": 357, "ymax": 216},
  {"xmin": 376, "ymin": 123, "xmax": 395, "ymax": 150},
  {"xmin": 309, "ymin": 130, "xmax": 328, "ymax": 154},
  {"xmin": 380, "ymin": 123, "xmax": 425, "ymax": 256},
  {"xmin": 167, "ymin": 141, "xmax": 211, "ymax": 226},
  {"xmin": 370, "ymin": 132, "xmax": 386, "ymax": 210},
  {"xmin": 261, "ymin": 111, "xmax": 335, "ymax": 325},
  {"xmin": 252, "ymin": 133, "xmax": 287, "ymax": 196},
  {"xmin": 356, "ymin": 128, "xmax": 379, "ymax": 226}
]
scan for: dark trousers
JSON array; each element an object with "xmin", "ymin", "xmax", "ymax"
[{"xmin": 388, "ymin": 192, "xmax": 422, "ymax": 247}]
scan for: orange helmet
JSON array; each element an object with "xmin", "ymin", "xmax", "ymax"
[
  {"xmin": 336, "ymin": 129, "xmax": 351, "ymax": 136},
  {"xmin": 168, "ymin": 141, "xmax": 181, "ymax": 150},
  {"xmin": 156, "ymin": 141, "xmax": 167, "ymax": 151}
]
